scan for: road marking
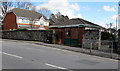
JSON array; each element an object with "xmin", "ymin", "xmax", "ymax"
[
  {"xmin": 0, "ymin": 52, "xmax": 23, "ymax": 59},
  {"xmin": 45, "ymin": 63, "xmax": 67, "ymax": 69}
]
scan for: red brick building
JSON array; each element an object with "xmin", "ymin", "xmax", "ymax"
[
  {"xmin": 49, "ymin": 17, "xmax": 103, "ymax": 46},
  {"xmin": 3, "ymin": 11, "xmax": 18, "ymax": 30},
  {"xmin": 3, "ymin": 8, "xmax": 49, "ymax": 30}
]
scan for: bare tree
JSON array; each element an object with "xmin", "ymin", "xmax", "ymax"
[
  {"xmin": 38, "ymin": 8, "xmax": 51, "ymax": 19},
  {"xmin": 106, "ymin": 23, "xmax": 113, "ymax": 29},
  {"xmin": 15, "ymin": 2, "xmax": 33, "ymax": 10},
  {"xmin": 0, "ymin": 1, "xmax": 33, "ymax": 18},
  {"xmin": 106, "ymin": 23, "xmax": 113, "ymax": 33},
  {"xmin": 54, "ymin": 11, "xmax": 61, "ymax": 19},
  {"xmin": 109, "ymin": 23, "xmax": 113, "ymax": 29},
  {"xmin": 0, "ymin": 1, "xmax": 13, "ymax": 17}
]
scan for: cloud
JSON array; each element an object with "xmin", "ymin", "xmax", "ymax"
[
  {"xmin": 103, "ymin": 6, "xmax": 116, "ymax": 12},
  {"xmin": 81, "ymin": 6, "xmax": 90, "ymax": 11},
  {"xmin": 97, "ymin": 22, "xmax": 107, "ymax": 27},
  {"xmin": 35, "ymin": 0, "xmax": 82, "ymax": 19}
]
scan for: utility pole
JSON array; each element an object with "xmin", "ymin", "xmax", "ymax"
[
  {"xmin": 116, "ymin": 16, "xmax": 117, "ymax": 30},
  {"xmin": 115, "ymin": 16, "xmax": 118, "ymax": 41}
]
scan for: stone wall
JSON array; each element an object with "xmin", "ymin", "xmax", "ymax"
[
  {"xmin": 82, "ymin": 29, "xmax": 99, "ymax": 49},
  {"xmin": 84, "ymin": 29, "xmax": 99, "ymax": 40},
  {"xmin": 2, "ymin": 30, "xmax": 53, "ymax": 43}
]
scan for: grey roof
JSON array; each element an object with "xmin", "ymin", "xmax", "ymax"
[
  {"xmin": 49, "ymin": 19, "xmax": 55, "ymax": 25},
  {"xmin": 50, "ymin": 18, "xmax": 83, "ymax": 26},
  {"xmin": 80, "ymin": 18, "xmax": 105, "ymax": 29},
  {"xmin": 8, "ymin": 8, "xmax": 47, "ymax": 20},
  {"xmin": 49, "ymin": 18, "xmax": 104, "ymax": 28}
]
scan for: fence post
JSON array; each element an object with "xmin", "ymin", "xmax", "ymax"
[
  {"xmin": 82, "ymin": 40, "xmax": 84, "ymax": 52},
  {"xmin": 111, "ymin": 41, "xmax": 113, "ymax": 58},
  {"xmin": 90, "ymin": 42, "xmax": 92, "ymax": 53},
  {"xmin": 98, "ymin": 29, "xmax": 101, "ymax": 50},
  {"xmin": 52, "ymin": 30, "xmax": 56, "ymax": 44}
]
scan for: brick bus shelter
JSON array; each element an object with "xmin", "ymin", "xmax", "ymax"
[{"xmin": 49, "ymin": 18, "xmax": 102, "ymax": 46}]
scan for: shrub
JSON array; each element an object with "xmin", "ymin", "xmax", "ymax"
[
  {"xmin": 101, "ymin": 32, "xmax": 116, "ymax": 40},
  {"xmin": 15, "ymin": 28, "xmax": 28, "ymax": 31}
]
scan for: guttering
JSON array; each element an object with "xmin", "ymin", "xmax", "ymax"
[
  {"xmin": 49, "ymin": 23, "xmax": 100, "ymax": 28},
  {"xmin": 49, "ymin": 24, "xmax": 85, "ymax": 28}
]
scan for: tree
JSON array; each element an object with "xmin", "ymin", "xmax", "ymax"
[
  {"xmin": 54, "ymin": 11, "xmax": 61, "ymax": 19},
  {"xmin": 106, "ymin": 23, "xmax": 113, "ymax": 33},
  {"xmin": 0, "ymin": 0, "xmax": 33, "ymax": 18},
  {"xmin": 15, "ymin": 2, "xmax": 33, "ymax": 10},
  {"xmin": 106, "ymin": 23, "xmax": 113, "ymax": 28},
  {"xmin": 38, "ymin": 8, "xmax": 51, "ymax": 19},
  {"xmin": 101, "ymin": 32, "xmax": 116, "ymax": 40},
  {"xmin": 0, "ymin": 1, "xmax": 13, "ymax": 17},
  {"xmin": 109, "ymin": 23, "xmax": 113, "ymax": 29}
]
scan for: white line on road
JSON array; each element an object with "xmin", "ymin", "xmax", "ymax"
[
  {"xmin": 45, "ymin": 63, "xmax": 67, "ymax": 70},
  {"xmin": 0, "ymin": 52, "xmax": 23, "ymax": 59}
]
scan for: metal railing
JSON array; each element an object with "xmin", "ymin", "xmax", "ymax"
[{"xmin": 82, "ymin": 39, "xmax": 119, "ymax": 59}]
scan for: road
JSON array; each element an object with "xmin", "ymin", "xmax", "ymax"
[{"xmin": 1, "ymin": 39, "xmax": 118, "ymax": 70}]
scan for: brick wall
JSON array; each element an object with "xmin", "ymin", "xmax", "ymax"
[{"xmin": 3, "ymin": 12, "xmax": 18, "ymax": 30}]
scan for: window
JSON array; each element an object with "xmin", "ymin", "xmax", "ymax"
[
  {"xmin": 22, "ymin": 19, "xmax": 29, "ymax": 23},
  {"xmin": 40, "ymin": 21, "xmax": 44, "ymax": 26},
  {"xmin": 66, "ymin": 30, "xmax": 71, "ymax": 37}
]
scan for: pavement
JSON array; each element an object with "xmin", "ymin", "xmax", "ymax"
[{"xmin": 1, "ymin": 39, "xmax": 119, "ymax": 70}]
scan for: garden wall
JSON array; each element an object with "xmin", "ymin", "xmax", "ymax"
[{"xmin": 2, "ymin": 30, "xmax": 53, "ymax": 43}]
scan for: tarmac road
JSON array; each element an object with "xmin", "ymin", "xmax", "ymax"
[{"xmin": 1, "ymin": 39, "xmax": 119, "ymax": 71}]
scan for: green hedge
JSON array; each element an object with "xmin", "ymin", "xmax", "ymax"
[
  {"xmin": 15, "ymin": 29, "xmax": 28, "ymax": 31},
  {"xmin": 101, "ymin": 32, "xmax": 116, "ymax": 40}
]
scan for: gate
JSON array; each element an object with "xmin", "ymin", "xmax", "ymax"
[{"xmin": 64, "ymin": 28, "xmax": 79, "ymax": 46}]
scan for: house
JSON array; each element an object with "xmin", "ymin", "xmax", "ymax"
[
  {"xmin": 49, "ymin": 15, "xmax": 104, "ymax": 46},
  {"xmin": 3, "ymin": 8, "xmax": 49, "ymax": 30},
  {"xmin": 107, "ymin": 28, "xmax": 117, "ymax": 35},
  {"xmin": 0, "ymin": 15, "xmax": 3, "ymax": 30}
]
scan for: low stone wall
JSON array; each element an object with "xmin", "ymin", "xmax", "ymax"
[
  {"xmin": 84, "ymin": 29, "xmax": 99, "ymax": 40},
  {"xmin": 2, "ymin": 30, "xmax": 53, "ymax": 43}
]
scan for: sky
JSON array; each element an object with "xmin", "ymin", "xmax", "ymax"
[
  {"xmin": 0, "ymin": 0, "xmax": 119, "ymax": 29},
  {"xmin": 31, "ymin": 0, "xmax": 119, "ymax": 29}
]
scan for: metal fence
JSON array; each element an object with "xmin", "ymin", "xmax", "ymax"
[{"xmin": 82, "ymin": 39, "xmax": 119, "ymax": 59}]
